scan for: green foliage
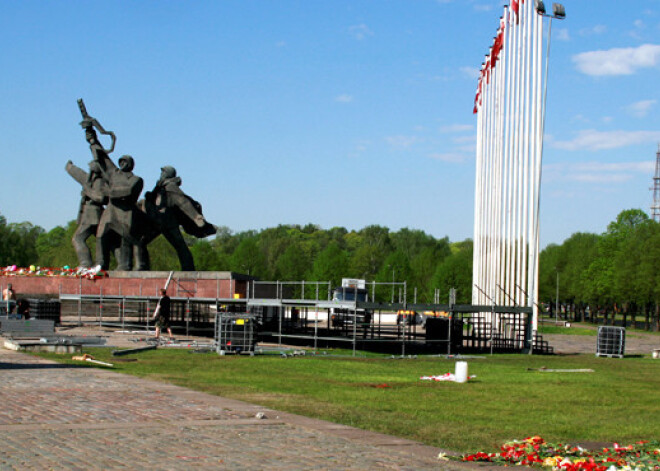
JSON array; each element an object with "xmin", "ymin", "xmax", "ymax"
[
  {"xmin": 274, "ymin": 244, "xmax": 311, "ymax": 280},
  {"xmin": 539, "ymin": 209, "xmax": 660, "ymax": 330},
  {"xmin": 309, "ymin": 242, "xmax": 348, "ymax": 287},
  {"xmin": 431, "ymin": 241, "xmax": 473, "ymax": 304}
]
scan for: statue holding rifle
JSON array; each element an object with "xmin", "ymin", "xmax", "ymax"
[
  {"xmin": 67, "ymin": 99, "xmax": 144, "ymax": 271},
  {"xmin": 66, "ymin": 99, "xmax": 215, "ymax": 271}
]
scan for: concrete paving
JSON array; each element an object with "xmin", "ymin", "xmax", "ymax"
[
  {"xmin": 542, "ymin": 326, "xmax": 659, "ymax": 355},
  {"xmin": 0, "ymin": 345, "xmax": 470, "ymax": 470}
]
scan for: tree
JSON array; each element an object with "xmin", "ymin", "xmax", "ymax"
[
  {"xmin": 191, "ymin": 239, "xmax": 226, "ymax": 271},
  {"xmin": 36, "ymin": 222, "xmax": 78, "ymax": 268},
  {"xmin": 274, "ymin": 244, "xmax": 311, "ymax": 281},
  {"xmin": 375, "ymin": 250, "xmax": 412, "ymax": 301},
  {"xmin": 230, "ymin": 237, "xmax": 267, "ymax": 277},
  {"xmin": 309, "ymin": 242, "xmax": 349, "ymax": 287},
  {"xmin": 430, "ymin": 241, "xmax": 473, "ymax": 304}
]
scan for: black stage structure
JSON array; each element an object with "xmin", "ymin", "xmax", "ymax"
[{"xmin": 59, "ymin": 279, "xmax": 554, "ymax": 355}]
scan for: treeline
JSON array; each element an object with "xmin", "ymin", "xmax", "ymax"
[
  {"xmin": 539, "ymin": 209, "xmax": 660, "ymax": 331},
  {"xmin": 0, "ymin": 214, "xmax": 472, "ymax": 304},
  {"xmin": 3, "ymin": 209, "xmax": 660, "ymax": 330}
]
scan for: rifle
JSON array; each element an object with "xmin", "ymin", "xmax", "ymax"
[{"xmin": 78, "ymin": 98, "xmax": 116, "ymax": 155}]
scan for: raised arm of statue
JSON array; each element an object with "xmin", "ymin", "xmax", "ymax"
[
  {"xmin": 65, "ymin": 160, "xmax": 108, "ymax": 205},
  {"xmin": 65, "ymin": 160, "xmax": 88, "ymax": 186}
]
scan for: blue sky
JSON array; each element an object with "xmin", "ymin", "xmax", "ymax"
[{"xmin": 1, "ymin": 0, "xmax": 659, "ymax": 247}]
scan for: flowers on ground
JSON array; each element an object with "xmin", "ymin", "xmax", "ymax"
[
  {"xmin": 462, "ymin": 437, "xmax": 659, "ymax": 470},
  {"xmin": 2, "ymin": 265, "xmax": 106, "ymax": 279}
]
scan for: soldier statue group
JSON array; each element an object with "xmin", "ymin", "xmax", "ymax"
[{"xmin": 66, "ymin": 100, "xmax": 215, "ymax": 272}]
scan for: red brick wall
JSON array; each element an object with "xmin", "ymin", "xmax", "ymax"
[{"xmin": 0, "ymin": 275, "xmax": 247, "ymax": 299}]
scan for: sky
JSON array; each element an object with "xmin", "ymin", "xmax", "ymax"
[{"xmin": 1, "ymin": 0, "xmax": 659, "ymax": 247}]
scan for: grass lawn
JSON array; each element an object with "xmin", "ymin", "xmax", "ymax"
[
  {"xmin": 537, "ymin": 325, "xmax": 596, "ymax": 336},
  {"xmin": 34, "ymin": 348, "xmax": 660, "ymax": 453}
]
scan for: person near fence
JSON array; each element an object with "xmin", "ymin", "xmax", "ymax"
[
  {"xmin": 3, "ymin": 284, "xmax": 16, "ymax": 313},
  {"xmin": 152, "ymin": 288, "xmax": 173, "ymax": 341},
  {"xmin": 16, "ymin": 299, "xmax": 30, "ymax": 320}
]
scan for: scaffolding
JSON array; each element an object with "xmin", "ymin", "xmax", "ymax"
[{"xmin": 59, "ymin": 278, "xmax": 551, "ymax": 355}]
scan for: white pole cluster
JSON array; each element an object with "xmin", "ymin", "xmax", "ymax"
[{"xmin": 472, "ymin": 1, "xmax": 546, "ymax": 331}]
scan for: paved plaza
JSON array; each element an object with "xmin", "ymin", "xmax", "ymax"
[{"xmin": 0, "ymin": 345, "xmax": 469, "ymax": 470}]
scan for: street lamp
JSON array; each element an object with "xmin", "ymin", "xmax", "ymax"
[
  {"xmin": 535, "ymin": 2, "xmax": 567, "ymax": 132},
  {"xmin": 555, "ymin": 267, "xmax": 559, "ymax": 324},
  {"xmin": 388, "ymin": 265, "xmax": 395, "ymax": 303},
  {"xmin": 535, "ymin": 2, "xmax": 565, "ymax": 328}
]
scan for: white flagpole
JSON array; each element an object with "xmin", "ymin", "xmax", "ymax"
[
  {"xmin": 473, "ymin": 67, "xmax": 485, "ymax": 305},
  {"xmin": 500, "ymin": 10, "xmax": 514, "ymax": 304},
  {"xmin": 511, "ymin": 5, "xmax": 523, "ymax": 306}
]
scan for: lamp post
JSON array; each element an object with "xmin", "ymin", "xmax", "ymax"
[
  {"xmin": 534, "ymin": 1, "xmax": 565, "ymax": 329},
  {"xmin": 388, "ymin": 265, "xmax": 395, "ymax": 303},
  {"xmin": 555, "ymin": 267, "xmax": 559, "ymax": 324},
  {"xmin": 534, "ymin": 1, "xmax": 566, "ymax": 132}
]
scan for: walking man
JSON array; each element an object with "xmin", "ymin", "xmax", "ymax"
[{"xmin": 152, "ymin": 288, "xmax": 173, "ymax": 341}]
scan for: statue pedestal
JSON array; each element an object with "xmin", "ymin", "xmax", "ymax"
[{"xmin": 0, "ymin": 271, "xmax": 250, "ymax": 300}]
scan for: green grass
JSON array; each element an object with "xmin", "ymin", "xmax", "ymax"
[
  {"xmin": 34, "ymin": 349, "xmax": 660, "ymax": 453},
  {"xmin": 537, "ymin": 325, "xmax": 596, "ymax": 336}
]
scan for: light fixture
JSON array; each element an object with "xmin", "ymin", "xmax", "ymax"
[
  {"xmin": 534, "ymin": 0, "xmax": 546, "ymax": 15},
  {"xmin": 552, "ymin": 3, "xmax": 566, "ymax": 19}
]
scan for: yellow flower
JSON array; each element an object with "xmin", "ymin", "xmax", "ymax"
[
  {"xmin": 543, "ymin": 456, "xmax": 561, "ymax": 467},
  {"xmin": 437, "ymin": 453, "xmax": 449, "ymax": 461}
]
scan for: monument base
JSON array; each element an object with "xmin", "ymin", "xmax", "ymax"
[{"xmin": 0, "ymin": 271, "xmax": 251, "ymax": 300}]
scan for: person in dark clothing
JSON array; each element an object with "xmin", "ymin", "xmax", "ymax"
[
  {"xmin": 16, "ymin": 299, "xmax": 30, "ymax": 320},
  {"xmin": 152, "ymin": 288, "xmax": 173, "ymax": 340}
]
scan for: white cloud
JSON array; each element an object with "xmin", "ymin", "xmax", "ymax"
[
  {"xmin": 573, "ymin": 43, "xmax": 660, "ymax": 76},
  {"xmin": 579, "ymin": 25, "xmax": 607, "ymax": 36},
  {"xmin": 441, "ymin": 124, "xmax": 474, "ymax": 133},
  {"xmin": 555, "ymin": 29, "xmax": 570, "ymax": 41},
  {"xmin": 348, "ymin": 140, "xmax": 370, "ymax": 158},
  {"xmin": 544, "ymin": 160, "xmax": 654, "ymax": 184},
  {"xmin": 335, "ymin": 94, "xmax": 354, "ymax": 103},
  {"xmin": 429, "ymin": 152, "xmax": 470, "ymax": 163},
  {"xmin": 570, "ymin": 114, "xmax": 590, "ymax": 124},
  {"xmin": 629, "ymin": 20, "xmax": 646, "ymax": 40},
  {"xmin": 626, "ymin": 99, "xmax": 657, "ymax": 118},
  {"xmin": 348, "ymin": 24, "xmax": 374, "ymax": 40},
  {"xmin": 572, "ymin": 161, "xmax": 654, "ymax": 173},
  {"xmin": 457, "ymin": 144, "xmax": 476, "ymax": 153},
  {"xmin": 453, "ymin": 135, "xmax": 476, "ymax": 145},
  {"xmin": 385, "ymin": 135, "xmax": 420, "ymax": 149},
  {"xmin": 552, "ymin": 129, "xmax": 660, "ymax": 151},
  {"xmin": 459, "ymin": 66, "xmax": 481, "ymax": 80},
  {"xmin": 570, "ymin": 173, "xmax": 633, "ymax": 183},
  {"xmin": 473, "ymin": 4, "xmax": 493, "ymax": 12}
]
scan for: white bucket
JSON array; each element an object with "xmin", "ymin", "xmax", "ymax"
[{"xmin": 455, "ymin": 361, "xmax": 468, "ymax": 383}]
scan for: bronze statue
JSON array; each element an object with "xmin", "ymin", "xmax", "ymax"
[
  {"xmin": 65, "ymin": 159, "xmax": 108, "ymax": 268},
  {"xmin": 94, "ymin": 154, "xmax": 144, "ymax": 271},
  {"xmin": 67, "ymin": 99, "xmax": 216, "ymax": 271},
  {"xmin": 140, "ymin": 166, "xmax": 216, "ymax": 270}
]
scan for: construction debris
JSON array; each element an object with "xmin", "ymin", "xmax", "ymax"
[
  {"xmin": 71, "ymin": 354, "xmax": 114, "ymax": 367},
  {"xmin": 528, "ymin": 367, "xmax": 594, "ymax": 373}
]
